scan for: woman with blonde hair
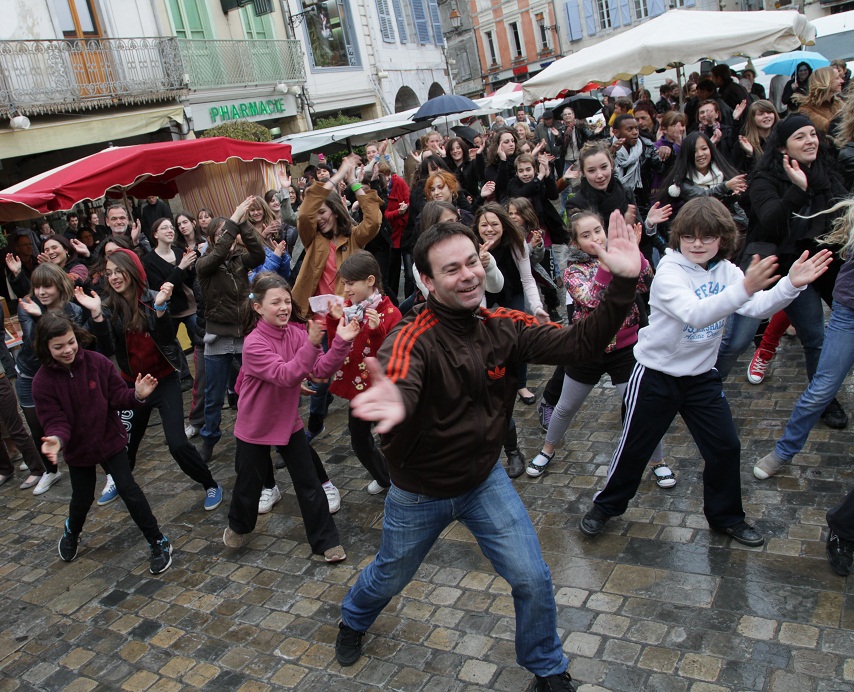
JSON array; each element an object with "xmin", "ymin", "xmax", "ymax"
[{"xmin": 793, "ymin": 66, "xmax": 844, "ymax": 135}]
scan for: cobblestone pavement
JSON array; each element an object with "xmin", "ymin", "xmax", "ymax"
[{"xmin": 0, "ymin": 336, "xmax": 852, "ymax": 691}]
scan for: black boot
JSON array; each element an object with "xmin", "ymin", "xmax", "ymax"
[
  {"xmin": 506, "ymin": 449, "xmax": 525, "ymax": 478},
  {"xmin": 504, "ymin": 418, "xmax": 525, "ymax": 478}
]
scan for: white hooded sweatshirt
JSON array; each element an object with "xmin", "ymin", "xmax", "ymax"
[{"xmin": 634, "ymin": 249, "xmax": 804, "ymax": 378}]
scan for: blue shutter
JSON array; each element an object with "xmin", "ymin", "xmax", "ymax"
[
  {"xmin": 684, "ymin": 0, "xmax": 696, "ymax": 6},
  {"xmin": 565, "ymin": 1, "xmax": 583, "ymax": 41},
  {"xmin": 583, "ymin": 0, "xmax": 596, "ymax": 35},
  {"xmin": 427, "ymin": 0, "xmax": 444, "ymax": 45},
  {"xmin": 608, "ymin": 0, "xmax": 621, "ymax": 27},
  {"xmin": 375, "ymin": 0, "xmax": 396, "ymax": 42},
  {"xmin": 619, "ymin": 0, "xmax": 631, "ymax": 24},
  {"xmin": 649, "ymin": 0, "xmax": 665, "ymax": 16},
  {"xmin": 410, "ymin": 0, "xmax": 432, "ymax": 43},
  {"xmin": 390, "ymin": 0, "xmax": 408, "ymax": 42}
]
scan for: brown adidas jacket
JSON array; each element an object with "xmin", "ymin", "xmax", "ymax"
[{"xmin": 377, "ymin": 278, "xmax": 637, "ymax": 498}]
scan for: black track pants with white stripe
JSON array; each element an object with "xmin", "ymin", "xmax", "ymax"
[{"xmin": 592, "ymin": 364, "xmax": 746, "ymax": 529}]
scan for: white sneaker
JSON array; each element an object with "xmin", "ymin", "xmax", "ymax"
[
  {"xmin": 185, "ymin": 424, "xmax": 200, "ymax": 440},
  {"xmin": 324, "ymin": 483, "xmax": 341, "ymax": 513},
  {"xmin": 367, "ymin": 480, "xmax": 386, "ymax": 495},
  {"xmin": 18, "ymin": 460, "xmax": 28, "ymax": 471},
  {"xmin": 33, "ymin": 471, "xmax": 61, "ymax": 496},
  {"xmin": 258, "ymin": 485, "xmax": 281, "ymax": 514}
]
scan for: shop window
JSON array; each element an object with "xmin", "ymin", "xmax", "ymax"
[{"xmin": 303, "ymin": 0, "xmax": 361, "ymax": 68}]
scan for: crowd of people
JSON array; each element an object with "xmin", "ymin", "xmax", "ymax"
[{"xmin": 1, "ymin": 58, "xmax": 854, "ymax": 692}]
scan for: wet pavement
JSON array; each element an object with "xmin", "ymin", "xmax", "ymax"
[{"xmin": 0, "ymin": 333, "xmax": 852, "ymax": 691}]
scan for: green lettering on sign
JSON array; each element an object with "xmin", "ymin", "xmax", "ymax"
[
  {"xmin": 248, "ymin": 102, "xmax": 259, "ymax": 116},
  {"xmin": 209, "ymin": 107, "xmax": 220, "ymax": 123},
  {"xmin": 258, "ymin": 101, "xmax": 269, "ymax": 115},
  {"xmin": 219, "ymin": 106, "xmax": 229, "ymax": 121},
  {"xmin": 230, "ymin": 105, "xmax": 240, "ymax": 119},
  {"xmin": 239, "ymin": 104, "xmax": 249, "ymax": 118}
]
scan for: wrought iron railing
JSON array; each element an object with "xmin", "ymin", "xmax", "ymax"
[
  {"xmin": 176, "ymin": 38, "xmax": 305, "ymax": 90},
  {"xmin": 0, "ymin": 37, "xmax": 186, "ymax": 117}
]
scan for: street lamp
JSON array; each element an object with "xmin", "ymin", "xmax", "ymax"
[{"xmin": 449, "ymin": 9, "xmax": 461, "ymax": 29}]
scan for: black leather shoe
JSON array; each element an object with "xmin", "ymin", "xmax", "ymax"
[
  {"xmin": 579, "ymin": 506, "xmax": 610, "ymax": 537},
  {"xmin": 518, "ymin": 391, "xmax": 537, "ymax": 405},
  {"xmin": 528, "ymin": 670, "xmax": 576, "ymax": 691},
  {"xmin": 821, "ymin": 398, "xmax": 848, "ymax": 429},
  {"xmin": 335, "ymin": 622, "xmax": 365, "ymax": 666},
  {"xmin": 711, "ymin": 522, "xmax": 765, "ymax": 547},
  {"xmin": 506, "ymin": 450, "xmax": 525, "ymax": 478}
]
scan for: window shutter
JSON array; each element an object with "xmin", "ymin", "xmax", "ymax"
[
  {"xmin": 619, "ymin": 0, "xmax": 632, "ymax": 24},
  {"xmin": 582, "ymin": 0, "xmax": 597, "ymax": 35},
  {"xmin": 608, "ymin": 0, "xmax": 621, "ymax": 27},
  {"xmin": 565, "ymin": 1, "xmax": 583, "ymax": 41},
  {"xmin": 649, "ymin": 0, "xmax": 665, "ymax": 17},
  {"xmin": 427, "ymin": 0, "xmax": 444, "ymax": 45},
  {"xmin": 390, "ymin": 0, "xmax": 408, "ymax": 42},
  {"xmin": 376, "ymin": 0, "xmax": 396, "ymax": 42},
  {"xmin": 410, "ymin": 0, "xmax": 432, "ymax": 43},
  {"xmin": 252, "ymin": 0, "xmax": 273, "ymax": 15}
]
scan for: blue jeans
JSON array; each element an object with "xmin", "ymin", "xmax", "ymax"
[
  {"xmin": 775, "ymin": 302, "xmax": 854, "ymax": 460},
  {"xmin": 201, "ymin": 352, "xmax": 240, "ymax": 446},
  {"xmin": 341, "ymin": 463, "xmax": 567, "ymax": 677},
  {"xmin": 715, "ymin": 284, "xmax": 825, "ymax": 380}
]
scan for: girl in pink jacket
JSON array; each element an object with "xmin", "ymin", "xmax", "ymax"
[{"xmin": 223, "ymin": 272, "xmax": 360, "ymax": 561}]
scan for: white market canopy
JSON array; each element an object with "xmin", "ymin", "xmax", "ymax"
[
  {"xmin": 275, "ymin": 108, "xmax": 427, "ymax": 158},
  {"xmin": 523, "ymin": 10, "xmax": 816, "ymax": 104}
]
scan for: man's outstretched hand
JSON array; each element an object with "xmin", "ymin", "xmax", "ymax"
[
  {"xmin": 350, "ymin": 357, "xmax": 406, "ymax": 434},
  {"xmin": 597, "ymin": 209, "xmax": 641, "ymax": 279}
]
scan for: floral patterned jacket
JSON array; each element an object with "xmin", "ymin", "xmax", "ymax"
[
  {"xmin": 326, "ymin": 294, "xmax": 402, "ymax": 400},
  {"xmin": 564, "ymin": 247, "xmax": 653, "ymax": 353}
]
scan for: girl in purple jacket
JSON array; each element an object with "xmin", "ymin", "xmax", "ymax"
[
  {"xmin": 32, "ymin": 312, "xmax": 172, "ymax": 575},
  {"xmin": 223, "ymin": 272, "xmax": 360, "ymax": 561}
]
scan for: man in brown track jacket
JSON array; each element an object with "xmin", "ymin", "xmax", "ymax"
[{"xmin": 336, "ymin": 214, "xmax": 642, "ymax": 692}]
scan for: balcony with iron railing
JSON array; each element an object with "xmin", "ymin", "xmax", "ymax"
[
  {"xmin": 176, "ymin": 38, "xmax": 305, "ymax": 90},
  {"xmin": 0, "ymin": 36, "xmax": 306, "ymax": 118},
  {"xmin": 0, "ymin": 37, "xmax": 186, "ymax": 117}
]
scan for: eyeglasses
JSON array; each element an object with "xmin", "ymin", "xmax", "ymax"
[
  {"xmin": 104, "ymin": 269, "xmax": 127, "ymax": 278},
  {"xmin": 679, "ymin": 234, "xmax": 719, "ymax": 245}
]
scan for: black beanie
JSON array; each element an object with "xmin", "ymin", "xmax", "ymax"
[{"xmin": 777, "ymin": 114, "xmax": 815, "ymax": 143}]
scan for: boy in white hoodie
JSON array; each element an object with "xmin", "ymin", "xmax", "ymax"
[{"xmin": 579, "ymin": 197, "xmax": 832, "ymax": 546}]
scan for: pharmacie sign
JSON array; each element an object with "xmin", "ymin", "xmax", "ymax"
[{"xmin": 194, "ymin": 94, "xmax": 297, "ymax": 130}]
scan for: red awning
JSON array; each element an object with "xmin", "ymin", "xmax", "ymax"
[{"xmin": 0, "ymin": 137, "xmax": 292, "ymax": 221}]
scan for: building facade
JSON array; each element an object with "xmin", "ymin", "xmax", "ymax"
[{"xmin": 1, "ymin": 0, "xmax": 450, "ymax": 190}]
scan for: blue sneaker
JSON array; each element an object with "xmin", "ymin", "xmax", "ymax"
[
  {"xmin": 97, "ymin": 476, "xmax": 118, "ymax": 506},
  {"xmin": 204, "ymin": 485, "xmax": 223, "ymax": 511}
]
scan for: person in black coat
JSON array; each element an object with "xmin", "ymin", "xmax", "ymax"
[{"xmin": 715, "ymin": 114, "xmax": 849, "ymax": 428}]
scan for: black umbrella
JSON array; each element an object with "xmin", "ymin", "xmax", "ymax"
[
  {"xmin": 552, "ymin": 95, "xmax": 602, "ymax": 121},
  {"xmin": 413, "ymin": 94, "xmax": 481, "ymax": 122},
  {"xmin": 451, "ymin": 125, "xmax": 481, "ymax": 146}
]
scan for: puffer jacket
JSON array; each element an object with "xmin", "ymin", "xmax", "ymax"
[{"xmin": 195, "ymin": 219, "xmax": 266, "ymax": 337}]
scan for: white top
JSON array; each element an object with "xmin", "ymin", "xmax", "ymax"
[{"xmin": 633, "ymin": 249, "xmax": 803, "ymax": 378}]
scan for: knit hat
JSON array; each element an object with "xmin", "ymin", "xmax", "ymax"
[{"xmin": 777, "ymin": 114, "xmax": 815, "ymax": 144}]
